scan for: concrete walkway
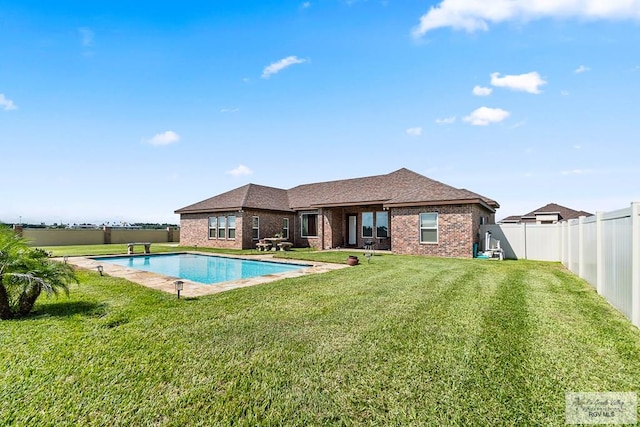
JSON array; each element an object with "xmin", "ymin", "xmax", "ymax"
[{"xmin": 62, "ymin": 252, "xmax": 349, "ymax": 298}]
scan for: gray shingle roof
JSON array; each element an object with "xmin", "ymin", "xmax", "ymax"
[
  {"xmin": 498, "ymin": 203, "xmax": 593, "ymax": 223},
  {"xmin": 524, "ymin": 203, "xmax": 592, "ymax": 220},
  {"xmin": 175, "ymin": 184, "xmax": 291, "ymax": 214},
  {"xmin": 175, "ymin": 168, "xmax": 499, "ymax": 214}
]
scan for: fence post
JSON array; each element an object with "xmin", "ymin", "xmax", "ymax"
[
  {"xmin": 567, "ymin": 220, "xmax": 572, "ymax": 271},
  {"xmin": 13, "ymin": 224, "xmax": 24, "ymax": 238},
  {"xmin": 522, "ymin": 222, "xmax": 528, "ymax": 260},
  {"xmin": 103, "ymin": 226, "xmax": 112, "ymax": 245},
  {"xmin": 631, "ymin": 202, "xmax": 640, "ymax": 328},
  {"xmin": 560, "ymin": 221, "xmax": 565, "ymax": 265},
  {"xmin": 596, "ymin": 211, "xmax": 604, "ymax": 295},
  {"xmin": 578, "ymin": 216, "xmax": 585, "ymax": 279}
]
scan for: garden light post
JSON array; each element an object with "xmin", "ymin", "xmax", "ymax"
[
  {"xmin": 174, "ymin": 280, "xmax": 184, "ymax": 299},
  {"xmin": 96, "ymin": 265, "xmax": 104, "ymax": 276}
]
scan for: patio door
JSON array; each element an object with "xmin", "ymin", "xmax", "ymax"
[{"xmin": 348, "ymin": 215, "xmax": 357, "ymax": 246}]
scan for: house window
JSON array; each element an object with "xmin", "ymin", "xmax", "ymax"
[
  {"xmin": 362, "ymin": 212, "xmax": 373, "ymax": 238},
  {"xmin": 283, "ymin": 218, "xmax": 289, "ymax": 239},
  {"xmin": 420, "ymin": 213, "xmax": 438, "ymax": 243},
  {"xmin": 301, "ymin": 213, "xmax": 318, "ymax": 237},
  {"xmin": 217, "ymin": 216, "xmax": 226, "ymax": 239},
  {"xmin": 252, "ymin": 216, "xmax": 259, "ymax": 240},
  {"xmin": 228, "ymin": 216, "xmax": 236, "ymax": 239},
  {"xmin": 208, "ymin": 217, "xmax": 217, "ymax": 239},
  {"xmin": 376, "ymin": 211, "xmax": 389, "ymax": 238}
]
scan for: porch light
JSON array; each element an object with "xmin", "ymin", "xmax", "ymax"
[
  {"xmin": 96, "ymin": 265, "xmax": 104, "ymax": 276},
  {"xmin": 174, "ymin": 280, "xmax": 184, "ymax": 299}
]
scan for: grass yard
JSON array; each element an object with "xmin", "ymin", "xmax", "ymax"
[{"xmin": 1, "ymin": 252, "xmax": 639, "ymax": 425}]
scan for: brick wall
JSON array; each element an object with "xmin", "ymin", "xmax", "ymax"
[
  {"xmin": 179, "ymin": 203, "xmax": 495, "ymax": 256},
  {"xmin": 243, "ymin": 210, "xmax": 294, "ymax": 249},
  {"xmin": 294, "ymin": 209, "xmax": 322, "ymax": 250},
  {"xmin": 390, "ymin": 204, "xmax": 477, "ymax": 258},
  {"xmin": 179, "ymin": 210, "xmax": 294, "ymax": 250},
  {"xmin": 179, "ymin": 212, "xmax": 243, "ymax": 249}
]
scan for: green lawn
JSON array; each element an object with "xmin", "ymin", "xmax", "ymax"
[{"xmin": 1, "ymin": 252, "xmax": 639, "ymax": 426}]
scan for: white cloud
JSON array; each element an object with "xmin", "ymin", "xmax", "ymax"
[
  {"xmin": 412, "ymin": 0, "xmax": 640, "ymax": 37},
  {"xmin": 472, "ymin": 85, "xmax": 493, "ymax": 96},
  {"xmin": 227, "ymin": 164, "xmax": 253, "ymax": 177},
  {"xmin": 463, "ymin": 107, "xmax": 510, "ymax": 126},
  {"xmin": 405, "ymin": 127, "xmax": 423, "ymax": 136},
  {"xmin": 435, "ymin": 116, "xmax": 456, "ymax": 125},
  {"xmin": 301, "ymin": 2, "xmax": 311, "ymax": 8},
  {"xmin": 220, "ymin": 107, "xmax": 240, "ymax": 113},
  {"xmin": 575, "ymin": 65, "xmax": 591, "ymax": 73},
  {"xmin": 144, "ymin": 130, "xmax": 180, "ymax": 146},
  {"xmin": 78, "ymin": 27, "xmax": 94, "ymax": 47},
  {"xmin": 561, "ymin": 90, "xmax": 570, "ymax": 96},
  {"xmin": 490, "ymin": 72, "xmax": 547, "ymax": 94},
  {"xmin": 0, "ymin": 94, "xmax": 17, "ymax": 111},
  {"xmin": 261, "ymin": 56, "xmax": 307, "ymax": 79}
]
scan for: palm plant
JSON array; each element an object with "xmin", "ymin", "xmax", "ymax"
[{"xmin": 0, "ymin": 227, "xmax": 78, "ymax": 320}]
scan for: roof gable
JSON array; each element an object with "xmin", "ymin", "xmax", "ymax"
[{"xmin": 175, "ymin": 184, "xmax": 290, "ymax": 214}]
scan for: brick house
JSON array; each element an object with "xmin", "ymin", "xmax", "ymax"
[{"xmin": 175, "ymin": 168, "xmax": 499, "ymax": 258}]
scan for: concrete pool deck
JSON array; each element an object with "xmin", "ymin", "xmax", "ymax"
[{"xmin": 62, "ymin": 252, "xmax": 349, "ymax": 297}]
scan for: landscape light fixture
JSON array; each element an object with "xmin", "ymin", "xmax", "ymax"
[
  {"xmin": 174, "ymin": 280, "xmax": 184, "ymax": 299},
  {"xmin": 63, "ymin": 256, "xmax": 69, "ymax": 264},
  {"xmin": 96, "ymin": 265, "xmax": 104, "ymax": 276}
]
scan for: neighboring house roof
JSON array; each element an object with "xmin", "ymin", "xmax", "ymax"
[
  {"xmin": 499, "ymin": 215, "xmax": 522, "ymax": 223},
  {"xmin": 499, "ymin": 203, "xmax": 593, "ymax": 223},
  {"xmin": 524, "ymin": 203, "xmax": 592, "ymax": 220},
  {"xmin": 175, "ymin": 168, "xmax": 499, "ymax": 214}
]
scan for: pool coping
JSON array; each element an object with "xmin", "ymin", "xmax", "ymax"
[{"xmin": 60, "ymin": 252, "xmax": 350, "ymax": 297}]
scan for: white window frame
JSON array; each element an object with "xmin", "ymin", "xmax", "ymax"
[
  {"xmin": 252, "ymin": 216, "xmax": 259, "ymax": 240},
  {"xmin": 419, "ymin": 212, "xmax": 438, "ymax": 244},
  {"xmin": 217, "ymin": 216, "xmax": 226, "ymax": 239},
  {"xmin": 362, "ymin": 212, "xmax": 374, "ymax": 238},
  {"xmin": 301, "ymin": 212, "xmax": 318, "ymax": 238},
  {"xmin": 283, "ymin": 218, "xmax": 289, "ymax": 239},
  {"xmin": 227, "ymin": 215, "xmax": 236, "ymax": 239},
  {"xmin": 208, "ymin": 217, "xmax": 217, "ymax": 239},
  {"xmin": 375, "ymin": 211, "xmax": 389, "ymax": 238}
]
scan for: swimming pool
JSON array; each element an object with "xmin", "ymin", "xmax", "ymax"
[{"xmin": 93, "ymin": 253, "xmax": 309, "ymax": 285}]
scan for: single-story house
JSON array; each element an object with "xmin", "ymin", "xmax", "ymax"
[
  {"xmin": 499, "ymin": 203, "xmax": 593, "ymax": 224},
  {"xmin": 175, "ymin": 168, "xmax": 499, "ymax": 258}
]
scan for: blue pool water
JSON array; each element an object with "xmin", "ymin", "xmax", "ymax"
[{"xmin": 93, "ymin": 253, "xmax": 308, "ymax": 285}]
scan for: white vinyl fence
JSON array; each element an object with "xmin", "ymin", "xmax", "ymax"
[{"xmin": 481, "ymin": 202, "xmax": 640, "ymax": 328}]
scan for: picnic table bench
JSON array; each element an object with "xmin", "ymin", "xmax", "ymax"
[
  {"xmin": 255, "ymin": 242, "xmax": 272, "ymax": 251},
  {"xmin": 127, "ymin": 242, "xmax": 152, "ymax": 254},
  {"xmin": 277, "ymin": 242, "xmax": 293, "ymax": 251}
]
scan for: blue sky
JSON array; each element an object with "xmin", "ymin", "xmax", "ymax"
[{"xmin": 2, "ymin": 0, "xmax": 639, "ymax": 225}]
